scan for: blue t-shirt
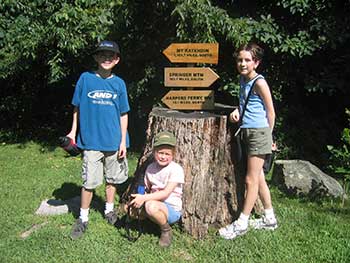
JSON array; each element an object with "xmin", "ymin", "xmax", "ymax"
[
  {"xmin": 72, "ymin": 71, "xmax": 130, "ymax": 151},
  {"xmin": 239, "ymin": 75, "xmax": 269, "ymax": 128}
]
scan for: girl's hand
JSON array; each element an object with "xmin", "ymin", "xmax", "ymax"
[
  {"xmin": 272, "ymin": 142, "xmax": 277, "ymax": 151},
  {"xmin": 229, "ymin": 108, "xmax": 240, "ymax": 123},
  {"xmin": 129, "ymin": 194, "xmax": 146, "ymax": 208}
]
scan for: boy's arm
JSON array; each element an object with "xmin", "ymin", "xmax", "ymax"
[
  {"xmin": 118, "ymin": 113, "xmax": 128, "ymax": 158},
  {"xmin": 66, "ymin": 106, "xmax": 79, "ymax": 143}
]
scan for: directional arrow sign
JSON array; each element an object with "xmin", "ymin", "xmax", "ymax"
[
  {"xmin": 164, "ymin": 67, "xmax": 219, "ymax": 88},
  {"xmin": 161, "ymin": 90, "xmax": 214, "ymax": 110},
  {"xmin": 163, "ymin": 43, "xmax": 219, "ymax": 64}
]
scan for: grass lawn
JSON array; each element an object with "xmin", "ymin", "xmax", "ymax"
[{"xmin": 0, "ymin": 141, "xmax": 349, "ymax": 263}]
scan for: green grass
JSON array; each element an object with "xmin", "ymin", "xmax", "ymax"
[{"xmin": 0, "ymin": 142, "xmax": 350, "ymax": 263}]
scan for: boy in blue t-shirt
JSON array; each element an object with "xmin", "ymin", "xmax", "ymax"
[{"xmin": 67, "ymin": 40, "xmax": 130, "ymax": 239}]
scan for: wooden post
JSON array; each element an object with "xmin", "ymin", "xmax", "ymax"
[
  {"xmin": 162, "ymin": 42, "xmax": 219, "ymax": 111},
  {"xmin": 132, "ymin": 106, "xmax": 263, "ymax": 239}
]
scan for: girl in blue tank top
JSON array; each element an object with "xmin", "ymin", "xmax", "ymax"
[{"xmin": 219, "ymin": 43, "xmax": 278, "ymax": 240}]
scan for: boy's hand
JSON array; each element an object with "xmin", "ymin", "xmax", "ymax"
[
  {"xmin": 229, "ymin": 108, "xmax": 240, "ymax": 123},
  {"xmin": 66, "ymin": 132, "xmax": 76, "ymax": 144},
  {"xmin": 118, "ymin": 142, "xmax": 127, "ymax": 158}
]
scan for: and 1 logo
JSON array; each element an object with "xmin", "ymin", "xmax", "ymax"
[
  {"xmin": 88, "ymin": 90, "xmax": 118, "ymax": 100},
  {"xmin": 87, "ymin": 90, "xmax": 117, "ymax": 106}
]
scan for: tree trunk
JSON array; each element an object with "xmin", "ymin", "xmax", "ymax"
[{"xmin": 133, "ymin": 106, "xmax": 263, "ymax": 239}]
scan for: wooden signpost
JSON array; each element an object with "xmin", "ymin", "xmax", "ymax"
[
  {"xmin": 161, "ymin": 90, "xmax": 214, "ymax": 110},
  {"xmin": 162, "ymin": 43, "xmax": 219, "ymax": 64},
  {"xmin": 162, "ymin": 43, "xmax": 219, "ymax": 110},
  {"xmin": 164, "ymin": 67, "xmax": 219, "ymax": 88}
]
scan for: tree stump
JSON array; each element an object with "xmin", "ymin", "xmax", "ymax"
[{"xmin": 133, "ymin": 106, "xmax": 263, "ymax": 239}]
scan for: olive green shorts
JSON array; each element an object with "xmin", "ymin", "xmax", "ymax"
[
  {"xmin": 242, "ymin": 127, "xmax": 272, "ymax": 156},
  {"xmin": 82, "ymin": 150, "xmax": 128, "ymax": 189}
]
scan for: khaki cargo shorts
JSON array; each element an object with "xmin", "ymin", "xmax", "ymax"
[
  {"xmin": 242, "ymin": 127, "xmax": 272, "ymax": 156},
  {"xmin": 81, "ymin": 150, "xmax": 128, "ymax": 189}
]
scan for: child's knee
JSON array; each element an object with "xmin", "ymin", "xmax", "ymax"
[
  {"xmin": 144, "ymin": 200, "xmax": 159, "ymax": 215},
  {"xmin": 245, "ymin": 175, "xmax": 258, "ymax": 186}
]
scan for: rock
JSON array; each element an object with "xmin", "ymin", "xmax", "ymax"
[
  {"xmin": 35, "ymin": 199, "xmax": 69, "ymax": 215},
  {"xmin": 272, "ymin": 160, "xmax": 344, "ymax": 199},
  {"xmin": 35, "ymin": 196, "xmax": 81, "ymax": 216}
]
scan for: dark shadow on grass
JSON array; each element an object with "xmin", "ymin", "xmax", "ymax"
[
  {"xmin": 115, "ymin": 216, "xmax": 161, "ymax": 242},
  {"xmin": 51, "ymin": 179, "xmax": 139, "ymax": 219},
  {"xmin": 52, "ymin": 182, "xmax": 81, "ymax": 200},
  {"xmin": 115, "ymin": 215, "xmax": 184, "ymax": 243},
  {"xmin": 320, "ymin": 205, "xmax": 350, "ymax": 217},
  {"xmin": 52, "ymin": 182, "xmax": 105, "ymax": 218}
]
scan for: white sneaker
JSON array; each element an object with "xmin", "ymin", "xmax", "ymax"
[
  {"xmin": 219, "ymin": 221, "xmax": 248, "ymax": 240},
  {"xmin": 249, "ymin": 216, "xmax": 278, "ymax": 230}
]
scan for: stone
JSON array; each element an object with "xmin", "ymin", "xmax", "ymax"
[
  {"xmin": 35, "ymin": 199, "xmax": 69, "ymax": 215},
  {"xmin": 272, "ymin": 160, "xmax": 344, "ymax": 199},
  {"xmin": 35, "ymin": 196, "xmax": 81, "ymax": 216}
]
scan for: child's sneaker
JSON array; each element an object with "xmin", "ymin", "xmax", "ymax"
[
  {"xmin": 71, "ymin": 219, "xmax": 88, "ymax": 239},
  {"xmin": 249, "ymin": 216, "xmax": 278, "ymax": 230},
  {"xmin": 219, "ymin": 220, "xmax": 248, "ymax": 240},
  {"xmin": 105, "ymin": 211, "xmax": 118, "ymax": 226}
]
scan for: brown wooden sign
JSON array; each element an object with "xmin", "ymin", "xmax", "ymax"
[
  {"xmin": 163, "ymin": 43, "xmax": 219, "ymax": 64},
  {"xmin": 161, "ymin": 90, "xmax": 214, "ymax": 110},
  {"xmin": 164, "ymin": 67, "xmax": 219, "ymax": 88}
]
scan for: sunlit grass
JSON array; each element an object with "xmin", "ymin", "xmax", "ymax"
[{"xmin": 0, "ymin": 141, "xmax": 349, "ymax": 263}]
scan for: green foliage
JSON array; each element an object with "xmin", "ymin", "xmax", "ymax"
[
  {"xmin": 0, "ymin": 0, "xmax": 123, "ymax": 82},
  {"xmin": 0, "ymin": 0, "xmax": 349, "ymax": 162},
  {"xmin": 172, "ymin": 0, "xmax": 326, "ymax": 56},
  {"xmin": 277, "ymin": 0, "xmax": 324, "ymax": 15},
  {"xmin": 327, "ymin": 109, "xmax": 350, "ymax": 186},
  {"xmin": 172, "ymin": 0, "xmax": 350, "ymax": 100}
]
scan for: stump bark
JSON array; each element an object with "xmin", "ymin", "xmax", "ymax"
[{"xmin": 133, "ymin": 106, "xmax": 263, "ymax": 239}]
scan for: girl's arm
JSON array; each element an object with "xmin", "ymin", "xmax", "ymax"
[
  {"xmin": 229, "ymin": 108, "xmax": 240, "ymax": 123},
  {"xmin": 255, "ymin": 79, "xmax": 275, "ymax": 131},
  {"xmin": 130, "ymin": 182, "xmax": 178, "ymax": 208}
]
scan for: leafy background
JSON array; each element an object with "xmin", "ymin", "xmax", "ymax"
[{"xmin": 0, "ymin": 0, "xmax": 349, "ymax": 174}]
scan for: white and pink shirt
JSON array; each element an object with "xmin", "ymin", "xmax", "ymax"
[{"xmin": 144, "ymin": 161, "xmax": 184, "ymax": 212}]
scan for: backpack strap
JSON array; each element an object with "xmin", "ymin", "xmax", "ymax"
[
  {"xmin": 125, "ymin": 206, "xmax": 143, "ymax": 242},
  {"xmin": 239, "ymin": 76, "xmax": 263, "ymax": 126}
]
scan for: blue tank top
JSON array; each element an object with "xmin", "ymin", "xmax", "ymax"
[
  {"xmin": 239, "ymin": 75, "xmax": 269, "ymax": 128},
  {"xmin": 72, "ymin": 72, "xmax": 130, "ymax": 151}
]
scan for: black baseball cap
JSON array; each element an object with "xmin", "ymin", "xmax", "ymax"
[{"xmin": 94, "ymin": 40, "xmax": 120, "ymax": 55}]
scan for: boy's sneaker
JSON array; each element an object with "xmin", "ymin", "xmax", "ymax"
[
  {"xmin": 105, "ymin": 211, "xmax": 118, "ymax": 226},
  {"xmin": 219, "ymin": 221, "xmax": 248, "ymax": 240},
  {"xmin": 71, "ymin": 219, "xmax": 88, "ymax": 240},
  {"xmin": 249, "ymin": 216, "xmax": 278, "ymax": 230}
]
